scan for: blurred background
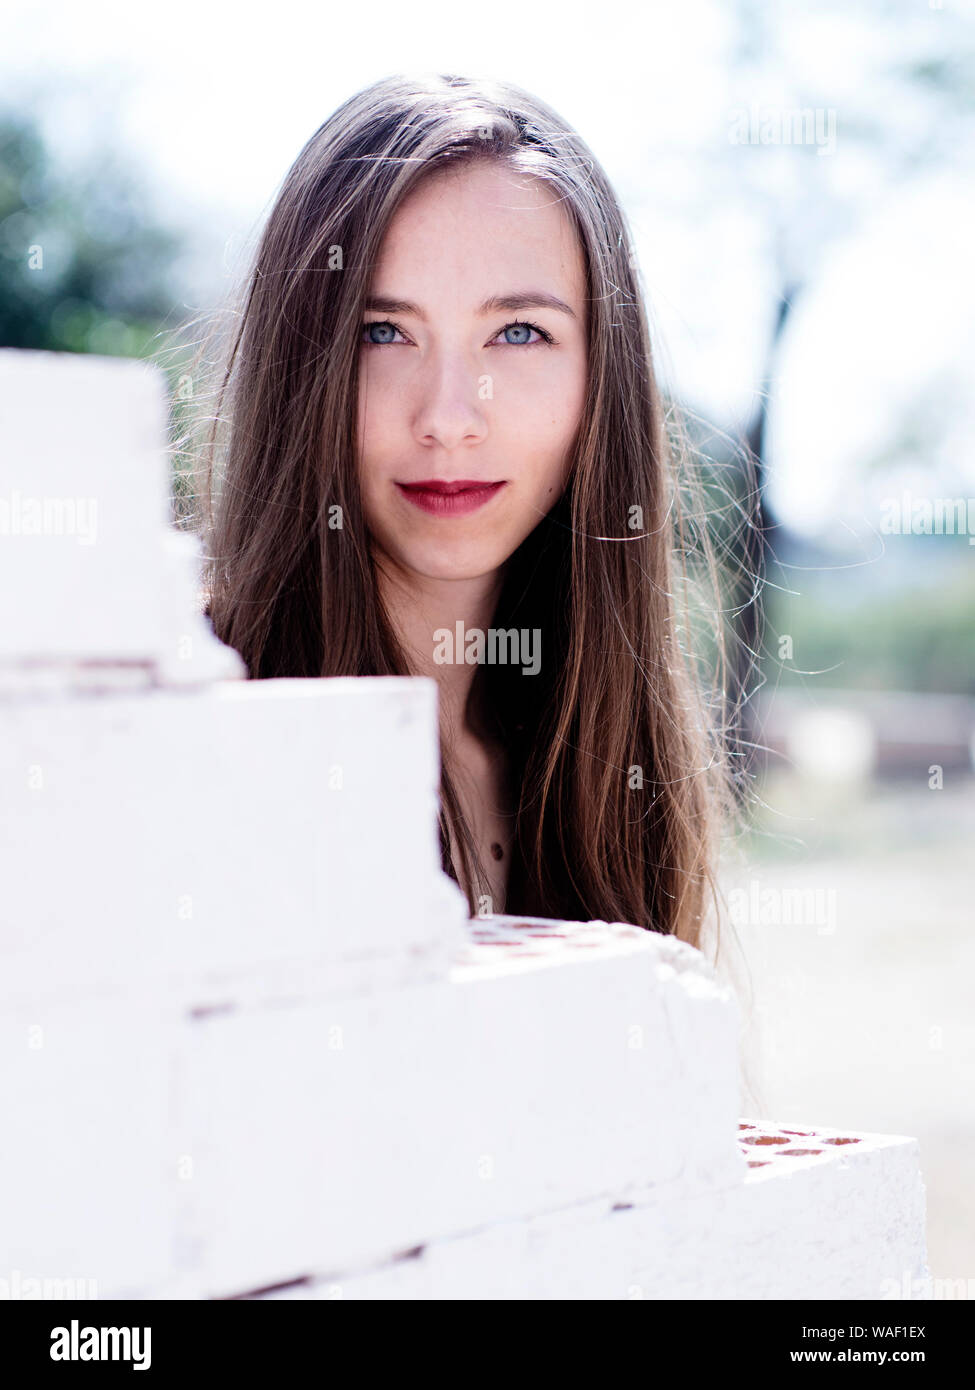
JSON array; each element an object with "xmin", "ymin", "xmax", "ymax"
[{"xmin": 2, "ymin": 0, "xmax": 972, "ymax": 1284}]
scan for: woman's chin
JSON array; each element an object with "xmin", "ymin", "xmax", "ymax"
[{"xmin": 393, "ymin": 543, "xmax": 511, "ymax": 585}]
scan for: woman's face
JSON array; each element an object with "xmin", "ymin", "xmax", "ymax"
[{"xmin": 356, "ymin": 160, "xmax": 588, "ymax": 584}]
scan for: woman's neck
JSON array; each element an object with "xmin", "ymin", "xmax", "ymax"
[{"xmin": 374, "ymin": 553, "xmax": 506, "ymax": 746}]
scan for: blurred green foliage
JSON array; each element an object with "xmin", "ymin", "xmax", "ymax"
[
  {"xmin": 769, "ymin": 543, "xmax": 975, "ymax": 696},
  {"xmin": 0, "ymin": 109, "xmax": 185, "ymax": 356},
  {"xmin": 1, "ymin": 107, "xmax": 201, "ymax": 524}
]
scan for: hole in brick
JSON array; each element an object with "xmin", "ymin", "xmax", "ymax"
[
  {"xmin": 747, "ymin": 1160, "xmax": 771, "ymax": 1168},
  {"xmin": 779, "ymin": 1129, "xmax": 814, "ymax": 1136},
  {"xmin": 738, "ymin": 1123, "xmax": 756, "ymax": 1130},
  {"xmin": 393, "ymin": 1244, "xmax": 425, "ymax": 1262},
  {"xmin": 188, "ymin": 1002, "xmax": 236, "ymax": 1021},
  {"xmin": 223, "ymin": 1274, "xmax": 312, "ymax": 1299},
  {"xmin": 741, "ymin": 1134, "xmax": 790, "ymax": 1146},
  {"xmin": 821, "ymin": 1136, "xmax": 861, "ymax": 1145},
  {"xmin": 780, "ymin": 1148, "xmax": 824, "ymax": 1157}
]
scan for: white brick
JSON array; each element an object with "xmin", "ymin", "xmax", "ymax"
[
  {"xmin": 0, "ymin": 678, "xmax": 468, "ymax": 1010},
  {"xmin": 181, "ymin": 926, "xmax": 744, "ymax": 1296},
  {"xmin": 253, "ymin": 1130, "xmax": 928, "ymax": 1301},
  {"xmin": 0, "ymin": 995, "xmax": 176, "ymax": 1297},
  {"xmin": 0, "ymin": 348, "xmax": 242, "ymax": 683}
]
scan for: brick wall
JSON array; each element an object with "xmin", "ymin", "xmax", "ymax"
[{"xmin": 0, "ymin": 348, "xmax": 929, "ymax": 1300}]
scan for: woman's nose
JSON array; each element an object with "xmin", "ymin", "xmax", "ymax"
[{"xmin": 411, "ymin": 353, "xmax": 490, "ymax": 450}]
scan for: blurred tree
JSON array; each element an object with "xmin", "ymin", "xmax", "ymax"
[
  {"xmin": 715, "ymin": 0, "xmax": 975, "ymax": 766},
  {"xmin": 0, "ymin": 109, "xmax": 185, "ymax": 356},
  {"xmin": 0, "ymin": 106, "xmax": 204, "ymax": 524}
]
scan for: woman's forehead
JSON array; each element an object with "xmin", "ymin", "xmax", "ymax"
[{"xmin": 373, "ymin": 165, "xmax": 586, "ymax": 308}]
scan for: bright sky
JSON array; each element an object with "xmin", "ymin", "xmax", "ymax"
[{"xmin": 3, "ymin": 0, "xmax": 974, "ymax": 538}]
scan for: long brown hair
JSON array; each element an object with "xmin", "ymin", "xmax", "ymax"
[{"xmin": 173, "ymin": 73, "xmax": 741, "ymax": 950}]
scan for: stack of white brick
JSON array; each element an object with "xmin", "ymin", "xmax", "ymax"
[{"xmin": 0, "ymin": 349, "xmax": 930, "ymax": 1300}]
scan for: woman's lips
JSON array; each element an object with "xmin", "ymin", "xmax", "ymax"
[{"xmin": 395, "ymin": 479, "xmax": 507, "ymax": 517}]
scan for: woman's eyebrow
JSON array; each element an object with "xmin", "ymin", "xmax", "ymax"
[{"xmin": 363, "ymin": 291, "xmax": 577, "ymax": 320}]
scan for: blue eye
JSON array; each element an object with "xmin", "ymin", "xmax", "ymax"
[
  {"xmin": 363, "ymin": 321, "xmax": 401, "ymax": 345},
  {"xmin": 498, "ymin": 320, "xmax": 553, "ymax": 346},
  {"xmin": 361, "ymin": 319, "xmax": 555, "ymax": 347}
]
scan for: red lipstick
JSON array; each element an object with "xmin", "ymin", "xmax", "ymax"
[{"xmin": 396, "ymin": 479, "xmax": 507, "ymax": 517}]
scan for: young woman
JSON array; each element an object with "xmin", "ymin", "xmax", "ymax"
[{"xmin": 188, "ymin": 73, "xmax": 735, "ymax": 949}]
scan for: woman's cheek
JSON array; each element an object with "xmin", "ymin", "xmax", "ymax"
[{"xmin": 505, "ymin": 377, "xmax": 575, "ymax": 470}]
